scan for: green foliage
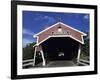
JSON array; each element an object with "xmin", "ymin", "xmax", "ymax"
[
  {"xmin": 23, "ymin": 42, "xmax": 36, "ymax": 60},
  {"xmin": 80, "ymin": 32, "xmax": 89, "ymax": 60}
]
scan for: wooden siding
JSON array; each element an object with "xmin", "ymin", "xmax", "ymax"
[{"xmin": 37, "ymin": 23, "xmax": 83, "ymax": 44}]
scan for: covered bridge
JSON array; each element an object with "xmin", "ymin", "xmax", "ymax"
[{"xmin": 33, "ymin": 22, "xmax": 86, "ymax": 66}]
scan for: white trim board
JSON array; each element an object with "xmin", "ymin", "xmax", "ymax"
[
  {"xmin": 36, "ymin": 35, "xmax": 84, "ymax": 46},
  {"xmin": 34, "ymin": 22, "xmax": 60, "ymax": 37},
  {"xmin": 34, "ymin": 22, "xmax": 87, "ymax": 37}
]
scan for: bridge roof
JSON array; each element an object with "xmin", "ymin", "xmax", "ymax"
[{"xmin": 34, "ymin": 22, "xmax": 87, "ymax": 45}]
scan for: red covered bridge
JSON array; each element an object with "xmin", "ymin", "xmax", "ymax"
[{"xmin": 33, "ymin": 22, "xmax": 86, "ymax": 66}]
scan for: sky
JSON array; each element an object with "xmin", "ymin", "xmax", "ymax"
[{"xmin": 22, "ymin": 11, "xmax": 89, "ymax": 47}]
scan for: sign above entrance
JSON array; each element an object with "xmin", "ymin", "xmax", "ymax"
[{"xmin": 52, "ymin": 30, "xmax": 71, "ymax": 35}]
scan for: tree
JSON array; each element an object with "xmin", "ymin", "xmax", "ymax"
[
  {"xmin": 80, "ymin": 32, "xmax": 89, "ymax": 60},
  {"xmin": 23, "ymin": 42, "xmax": 36, "ymax": 60}
]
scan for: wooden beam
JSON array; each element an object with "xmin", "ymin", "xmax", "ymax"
[
  {"xmin": 77, "ymin": 44, "xmax": 81, "ymax": 63},
  {"xmin": 33, "ymin": 46, "xmax": 37, "ymax": 66},
  {"xmin": 40, "ymin": 50, "xmax": 46, "ymax": 66}
]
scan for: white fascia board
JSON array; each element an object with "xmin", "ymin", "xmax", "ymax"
[
  {"xmin": 36, "ymin": 35, "xmax": 84, "ymax": 46},
  {"xmin": 34, "ymin": 22, "xmax": 60, "ymax": 37},
  {"xmin": 34, "ymin": 22, "xmax": 87, "ymax": 38},
  {"xmin": 60, "ymin": 22, "xmax": 87, "ymax": 36}
]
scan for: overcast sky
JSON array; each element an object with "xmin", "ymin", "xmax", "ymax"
[{"xmin": 22, "ymin": 11, "xmax": 89, "ymax": 47}]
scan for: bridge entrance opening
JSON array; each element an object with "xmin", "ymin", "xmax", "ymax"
[{"xmin": 41, "ymin": 37, "xmax": 79, "ymax": 61}]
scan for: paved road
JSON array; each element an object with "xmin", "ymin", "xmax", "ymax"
[
  {"xmin": 35, "ymin": 60, "xmax": 77, "ymax": 67},
  {"xmin": 46, "ymin": 61, "xmax": 76, "ymax": 67}
]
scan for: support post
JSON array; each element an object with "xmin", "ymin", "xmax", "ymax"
[
  {"xmin": 77, "ymin": 44, "xmax": 81, "ymax": 63},
  {"xmin": 33, "ymin": 46, "xmax": 37, "ymax": 66},
  {"xmin": 40, "ymin": 50, "xmax": 46, "ymax": 66}
]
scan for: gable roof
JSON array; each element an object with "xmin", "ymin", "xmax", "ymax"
[
  {"xmin": 34, "ymin": 22, "xmax": 87, "ymax": 37},
  {"xmin": 33, "ymin": 22, "xmax": 87, "ymax": 45}
]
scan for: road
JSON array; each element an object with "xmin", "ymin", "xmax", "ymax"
[
  {"xmin": 46, "ymin": 60, "xmax": 76, "ymax": 67},
  {"xmin": 35, "ymin": 60, "xmax": 77, "ymax": 67}
]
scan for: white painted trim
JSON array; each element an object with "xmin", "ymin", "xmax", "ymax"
[
  {"xmin": 37, "ymin": 36, "xmax": 39, "ymax": 44},
  {"xmin": 36, "ymin": 35, "xmax": 84, "ymax": 46},
  {"xmin": 37, "ymin": 36, "xmax": 51, "ymax": 45},
  {"xmin": 33, "ymin": 44, "xmax": 36, "ymax": 48},
  {"xmin": 23, "ymin": 62, "xmax": 33, "ymax": 67},
  {"xmin": 79, "ymin": 59, "xmax": 89, "ymax": 63},
  {"xmin": 34, "ymin": 22, "xmax": 87, "ymax": 37},
  {"xmin": 33, "ymin": 36, "xmax": 39, "ymax": 48},
  {"xmin": 33, "ymin": 46, "xmax": 37, "ymax": 66},
  {"xmin": 49, "ymin": 35, "xmax": 84, "ymax": 44},
  {"xmin": 34, "ymin": 22, "xmax": 87, "ymax": 46},
  {"xmin": 60, "ymin": 22, "xmax": 87, "ymax": 36},
  {"xmin": 81, "ymin": 35, "xmax": 85, "ymax": 44},
  {"xmin": 40, "ymin": 50, "xmax": 46, "ymax": 66},
  {"xmin": 34, "ymin": 22, "xmax": 60, "ymax": 37},
  {"xmin": 78, "ymin": 62, "xmax": 88, "ymax": 66},
  {"xmin": 23, "ymin": 59, "xmax": 34, "ymax": 63},
  {"xmin": 77, "ymin": 44, "xmax": 81, "ymax": 63}
]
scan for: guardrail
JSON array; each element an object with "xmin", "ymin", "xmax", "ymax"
[
  {"xmin": 23, "ymin": 59, "xmax": 34, "ymax": 67},
  {"xmin": 78, "ymin": 59, "xmax": 90, "ymax": 66},
  {"xmin": 22, "ymin": 59, "xmax": 90, "ymax": 67},
  {"xmin": 23, "ymin": 59, "xmax": 34, "ymax": 63},
  {"xmin": 79, "ymin": 59, "xmax": 89, "ymax": 64}
]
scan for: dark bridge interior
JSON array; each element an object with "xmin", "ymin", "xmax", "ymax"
[{"xmin": 41, "ymin": 37, "xmax": 79, "ymax": 61}]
